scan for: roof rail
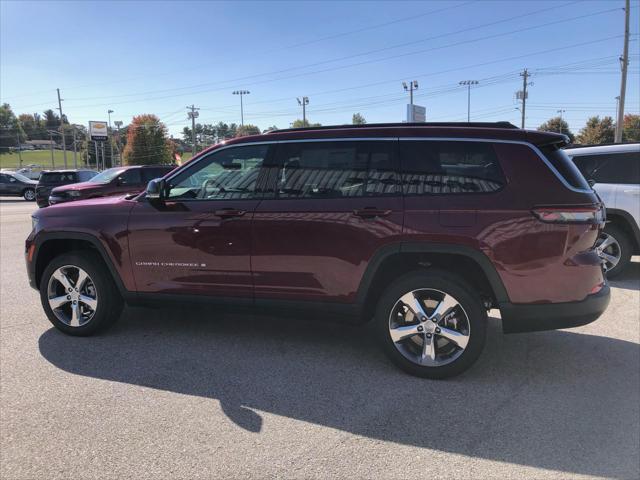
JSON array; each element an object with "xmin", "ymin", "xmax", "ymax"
[{"xmin": 267, "ymin": 121, "xmax": 519, "ymax": 133}]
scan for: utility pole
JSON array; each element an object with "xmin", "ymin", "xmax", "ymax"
[
  {"xmin": 56, "ymin": 88, "xmax": 68, "ymax": 168},
  {"xmin": 107, "ymin": 110, "xmax": 113, "ymax": 167},
  {"xmin": 232, "ymin": 90, "xmax": 250, "ymax": 126},
  {"xmin": 114, "ymin": 120, "xmax": 123, "ymax": 166},
  {"xmin": 459, "ymin": 80, "xmax": 479, "ymax": 122},
  {"xmin": 16, "ymin": 132, "xmax": 22, "ymax": 167},
  {"xmin": 49, "ymin": 132, "xmax": 55, "ymax": 168},
  {"xmin": 72, "ymin": 126, "xmax": 77, "ymax": 168},
  {"xmin": 187, "ymin": 105, "xmax": 200, "ymax": 155},
  {"xmin": 615, "ymin": 0, "xmax": 630, "ymax": 143},
  {"xmin": 403, "ymin": 81, "xmax": 419, "ymax": 121},
  {"xmin": 297, "ymin": 97, "xmax": 309, "ymax": 125},
  {"xmin": 557, "ymin": 109, "xmax": 566, "ymax": 133},
  {"xmin": 517, "ymin": 69, "xmax": 532, "ymax": 129}
]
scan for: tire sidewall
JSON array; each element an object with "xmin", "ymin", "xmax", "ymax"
[
  {"xmin": 39, "ymin": 252, "xmax": 118, "ymax": 336},
  {"xmin": 23, "ymin": 188, "xmax": 35, "ymax": 201},
  {"xmin": 603, "ymin": 224, "xmax": 632, "ymax": 278},
  {"xmin": 374, "ymin": 270, "xmax": 487, "ymax": 379}
]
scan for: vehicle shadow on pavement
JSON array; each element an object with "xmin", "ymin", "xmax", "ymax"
[
  {"xmin": 38, "ymin": 308, "xmax": 639, "ymax": 478},
  {"xmin": 609, "ymin": 260, "xmax": 640, "ymax": 291}
]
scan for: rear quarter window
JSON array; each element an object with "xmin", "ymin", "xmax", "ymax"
[{"xmin": 542, "ymin": 146, "xmax": 591, "ymax": 190}]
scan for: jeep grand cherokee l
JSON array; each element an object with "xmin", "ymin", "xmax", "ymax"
[
  {"xmin": 48, "ymin": 165, "xmax": 175, "ymax": 205},
  {"xmin": 36, "ymin": 169, "xmax": 98, "ymax": 207},
  {"xmin": 26, "ymin": 123, "xmax": 609, "ymax": 379}
]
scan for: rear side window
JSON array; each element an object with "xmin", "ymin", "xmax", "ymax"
[
  {"xmin": 542, "ymin": 146, "xmax": 590, "ymax": 190},
  {"xmin": 274, "ymin": 141, "xmax": 398, "ymax": 198},
  {"xmin": 400, "ymin": 141, "xmax": 505, "ymax": 195},
  {"xmin": 572, "ymin": 152, "xmax": 639, "ymax": 185},
  {"xmin": 39, "ymin": 172, "xmax": 77, "ymax": 184}
]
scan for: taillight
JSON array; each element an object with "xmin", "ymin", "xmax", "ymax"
[{"xmin": 532, "ymin": 206, "xmax": 604, "ymax": 225}]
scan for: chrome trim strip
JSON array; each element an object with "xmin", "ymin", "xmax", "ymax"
[{"xmin": 166, "ymin": 136, "xmax": 592, "ymax": 194}]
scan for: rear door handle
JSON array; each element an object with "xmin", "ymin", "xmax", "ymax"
[
  {"xmin": 213, "ymin": 208, "xmax": 246, "ymax": 218},
  {"xmin": 353, "ymin": 207, "xmax": 392, "ymax": 219}
]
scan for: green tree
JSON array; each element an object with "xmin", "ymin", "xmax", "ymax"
[
  {"xmin": 235, "ymin": 124, "xmax": 261, "ymax": 137},
  {"xmin": 264, "ymin": 125, "xmax": 279, "ymax": 132},
  {"xmin": 0, "ymin": 103, "xmax": 24, "ymax": 149},
  {"xmin": 42, "ymin": 109, "xmax": 60, "ymax": 130},
  {"xmin": 122, "ymin": 114, "xmax": 172, "ymax": 165},
  {"xmin": 352, "ymin": 113, "xmax": 366, "ymax": 125},
  {"xmin": 576, "ymin": 116, "xmax": 615, "ymax": 145},
  {"xmin": 537, "ymin": 116, "xmax": 575, "ymax": 144},
  {"xmin": 622, "ymin": 114, "xmax": 640, "ymax": 142},
  {"xmin": 292, "ymin": 119, "xmax": 321, "ymax": 128}
]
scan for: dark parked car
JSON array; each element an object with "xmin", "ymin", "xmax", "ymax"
[
  {"xmin": 26, "ymin": 123, "xmax": 609, "ymax": 378},
  {"xmin": 48, "ymin": 165, "xmax": 175, "ymax": 205},
  {"xmin": 0, "ymin": 171, "xmax": 37, "ymax": 200},
  {"xmin": 36, "ymin": 169, "xmax": 98, "ymax": 207}
]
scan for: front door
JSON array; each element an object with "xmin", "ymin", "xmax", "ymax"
[
  {"xmin": 127, "ymin": 143, "xmax": 273, "ymax": 298},
  {"xmin": 252, "ymin": 139, "xmax": 403, "ymax": 304}
]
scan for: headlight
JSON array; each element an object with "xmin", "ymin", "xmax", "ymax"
[{"xmin": 68, "ymin": 191, "xmax": 82, "ymax": 197}]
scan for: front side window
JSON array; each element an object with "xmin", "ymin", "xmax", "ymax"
[
  {"xmin": 166, "ymin": 144, "xmax": 269, "ymax": 200},
  {"xmin": 400, "ymin": 141, "xmax": 505, "ymax": 195},
  {"xmin": 274, "ymin": 141, "xmax": 398, "ymax": 199},
  {"xmin": 118, "ymin": 169, "xmax": 142, "ymax": 185}
]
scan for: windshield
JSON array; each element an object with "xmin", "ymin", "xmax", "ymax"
[
  {"xmin": 89, "ymin": 167, "xmax": 125, "ymax": 184},
  {"xmin": 11, "ymin": 173, "xmax": 32, "ymax": 183}
]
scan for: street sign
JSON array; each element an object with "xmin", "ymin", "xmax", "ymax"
[
  {"xmin": 407, "ymin": 104, "xmax": 426, "ymax": 122},
  {"xmin": 89, "ymin": 121, "xmax": 108, "ymax": 141}
]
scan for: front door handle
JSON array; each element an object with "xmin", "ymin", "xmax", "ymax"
[
  {"xmin": 353, "ymin": 207, "xmax": 392, "ymax": 219},
  {"xmin": 213, "ymin": 208, "xmax": 246, "ymax": 218}
]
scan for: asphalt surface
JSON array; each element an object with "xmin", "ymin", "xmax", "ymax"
[{"xmin": 1, "ymin": 197, "xmax": 639, "ymax": 480}]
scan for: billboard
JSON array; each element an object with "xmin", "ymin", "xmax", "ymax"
[
  {"xmin": 407, "ymin": 104, "xmax": 426, "ymax": 122},
  {"xmin": 89, "ymin": 121, "xmax": 108, "ymax": 141}
]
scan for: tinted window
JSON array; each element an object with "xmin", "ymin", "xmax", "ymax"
[
  {"xmin": 0, "ymin": 174, "xmax": 8, "ymax": 183},
  {"xmin": 39, "ymin": 172, "xmax": 78, "ymax": 184},
  {"xmin": 400, "ymin": 141, "xmax": 504, "ymax": 195},
  {"xmin": 572, "ymin": 152, "xmax": 639, "ymax": 184},
  {"xmin": 118, "ymin": 169, "xmax": 142, "ymax": 185},
  {"xmin": 167, "ymin": 145, "xmax": 269, "ymax": 200},
  {"xmin": 78, "ymin": 171, "xmax": 97, "ymax": 182},
  {"xmin": 141, "ymin": 167, "xmax": 173, "ymax": 183},
  {"xmin": 275, "ymin": 141, "xmax": 398, "ymax": 198},
  {"xmin": 542, "ymin": 146, "xmax": 590, "ymax": 190}
]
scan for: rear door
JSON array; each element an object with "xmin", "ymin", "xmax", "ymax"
[
  {"xmin": 571, "ymin": 153, "xmax": 618, "ymax": 208},
  {"xmin": 251, "ymin": 139, "xmax": 403, "ymax": 303}
]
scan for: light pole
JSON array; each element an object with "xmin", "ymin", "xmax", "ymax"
[
  {"xmin": 114, "ymin": 120, "xmax": 123, "ymax": 166},
  {"xmin": 233, "ymin": 90, "xmax": 250, "ymax": 126},
  {"xmin": 107, "ymin": 110, "xmax": 114, "ymax": 168},
  {"xmin": 459, "ymin": 80, "xmax": 479, "ymax": 122},
  {"xmin": 556, "ymin": 109, "xmax": 566, "ymax": 133},
  {"xmin": 402, "ymin": 81, "xmax": 418, "ymax": 121},
  {"xmin": 297, "ymin": 97, "xmax": 309, "ymax": 125}
]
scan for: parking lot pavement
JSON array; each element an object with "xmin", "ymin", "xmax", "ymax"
[{"xmin": 1, "ymin": 197, "xmax": 639, "ymax": 480}]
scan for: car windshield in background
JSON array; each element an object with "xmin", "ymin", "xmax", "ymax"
[
  {"xmin": 11, "ymin": 173, "xmax": 32, "ymax": 183},
  {"xmin": 89, "ymin": 168, "xmax": 126, "ymax": 184},
  {"xmin": 39, "ymin": 172, "xmax": 76, "ymax": 184}
]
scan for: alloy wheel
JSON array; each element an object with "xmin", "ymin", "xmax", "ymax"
[
  {"xmin": 595, "ymin": 232, "xmax": 621, "ymax": 271},
  {"xmin": 47, "ymin": 265, "xmax": 98, "ymax": 327},
  {"xmin": 388, "ymin": 288, "xmax": 470, "ymax": 367},
  {"xmin": 24, "ymin": 189, "xmax": 35, "ymax": 201}
]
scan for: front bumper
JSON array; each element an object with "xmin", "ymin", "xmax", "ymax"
[{"xmin": 500, "ymin": 284, "xmax": 610, "ymax": 333}]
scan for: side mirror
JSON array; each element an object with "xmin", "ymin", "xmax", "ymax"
[
  {"xmin": 146, "ymin": 178, "xmax": 166, "ymax": 202},
  {"xmin": 588, "ymin": 179, "xmax": 596, "ymax": 188}
]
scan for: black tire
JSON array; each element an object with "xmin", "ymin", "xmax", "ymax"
[
  {"xmin": 373, "ymin": 269, "xmax": 487, "ymax": 379},
  {"xmin": 602, "ymin": 224, "xmax": 633, "ymax": 278},
  {"xmin": 23, "ymin": 188, "xmax": 35, "ymax": 201},
  {"xmin": 39, "ymin": 250, "xmax": 123, "ymax": 336}
]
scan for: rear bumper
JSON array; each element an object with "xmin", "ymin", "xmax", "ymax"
[{"xmin": 500, "ymin": 284, "xmax": 610, "ymax": 333}]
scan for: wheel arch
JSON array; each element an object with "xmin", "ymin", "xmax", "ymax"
[
  {"xmin": 357, "ymin": 242, "xmax": 509, "ymax": 321},
  {"xmin": 33, "ymin": 232, "xmax": 127, "ymax": 294},
  {"xmin": 606, "ymin": 208, "xmax": 640, "ymax": 253}
]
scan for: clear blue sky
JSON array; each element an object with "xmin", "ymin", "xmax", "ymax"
[{"xmin": 1, "ymin": 0, "xmax": 638, "ymax": 137}]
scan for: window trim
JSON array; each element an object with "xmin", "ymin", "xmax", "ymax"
[{"xmin": 163, "ymin": 136, "xmax": 592, "ymax": 195}]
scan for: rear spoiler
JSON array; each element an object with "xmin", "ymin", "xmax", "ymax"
[{"xmin": 525, "ymin": 131, "xmax": 570, "ymax": 149}]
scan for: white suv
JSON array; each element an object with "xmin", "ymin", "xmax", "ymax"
[{"xmin": 566, "ymin": 143, "xmax": 640, "ymax": 277}]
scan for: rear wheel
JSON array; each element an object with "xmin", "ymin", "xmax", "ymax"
[
  {"xmin": 597, "ymin": 224, "xmax": 632, "ymax": 278},
  {"xmin": 23, "ymin": 188, "xmax": 35, "ymax": 201},
  {"xmin": 39, "ymin": 251, "xmax": 123, "ymax": 336},
  {"xmin": 374, "ymin": 270, "xmax": 487, "ymax": 379}
]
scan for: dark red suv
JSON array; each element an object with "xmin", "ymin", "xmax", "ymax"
[
  {"xmin": 26, "ymin": 123, "xmax": 609, "ymax": 378},
  {"xmin": 48, "ymin": 165, "xmax": 175, "ymax": 205}
]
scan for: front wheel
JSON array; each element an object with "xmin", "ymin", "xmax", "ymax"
[
  {"xmin": 39, "ymin": 251, "xmax": 123, "ymax": 336},
  {"xmin": 23, "ymin": 188, "xmax": 35, "ymax": 201},
  {"xmin": 374, "ymin": 270, "xmax": 487, "ymax": 379}
]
